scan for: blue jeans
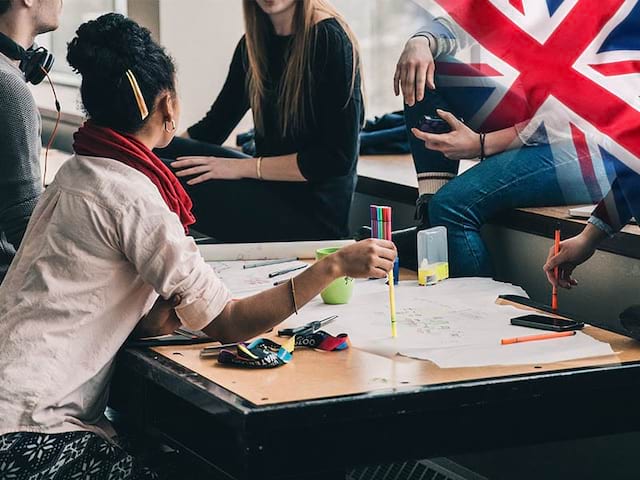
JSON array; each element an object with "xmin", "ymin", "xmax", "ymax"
[
  {"xmin": 428, "ymin": 140, "xmax": 609, "ymax": 277},
  {"xmin": 406, "ymin": 58, "xmax": 610, "ymax": 277}
]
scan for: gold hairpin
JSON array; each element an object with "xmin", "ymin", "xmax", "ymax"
[{"xmin": 125, "ymin": 69, "xmax": 149, "ymax": 120}]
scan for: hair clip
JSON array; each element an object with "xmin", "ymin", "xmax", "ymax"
[{"xmin": 125, "ymin": 69, "xmax": 149, "ymax": 120}]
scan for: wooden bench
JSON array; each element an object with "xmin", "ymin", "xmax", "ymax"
[{"xmin": 356, "ymin": 153, "xmax": 640, "ymax": 260}]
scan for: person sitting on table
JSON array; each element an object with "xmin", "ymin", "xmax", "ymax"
[
  {"xmin": 0, "ymin": 0, "xmax": 62, "ymax": 283},
  {"xmin": 0, "ymin": 13, "xmax": 395, "ymax": 479},
  {"xmin": 157, "ymin": 0, "xmax": 363, "ymax": 243},
  {"xmin": 391, "ymin": 16, "xmax": 609, "ymax": 276}
]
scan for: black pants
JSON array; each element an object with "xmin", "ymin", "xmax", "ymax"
[
  {"xmin": 156, "ymin": 137, "xmax": 330, "ymax": 242},
  {"xmin": 0, "ymin": 431, "xmax": 157, "ymax": 479}
]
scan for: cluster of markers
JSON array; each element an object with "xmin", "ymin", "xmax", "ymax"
[{"xmin": 370, "ymin": 205, "xmax": 397, "ymax": 338}]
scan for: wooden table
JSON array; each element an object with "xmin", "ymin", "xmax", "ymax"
[{"xmin": 109, "ymin": 272, "xmax": 640, "ymax": 480}]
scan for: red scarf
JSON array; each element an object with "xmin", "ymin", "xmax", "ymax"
[{"xmin": 73, "ymin": 121, "xmax": 195, "ymax": 233}]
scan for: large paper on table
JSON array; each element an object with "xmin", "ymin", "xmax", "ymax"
[
  {"xmin": 198, "ymin": 240, "xmax": 354, "ymax": 262},
  {"xmin": 207, "ymin": 259, "xmax": 309, "ymax": 297},
  {"xmin": 283, "ymin": 278, "xmax": 614, "ymax": 368}
]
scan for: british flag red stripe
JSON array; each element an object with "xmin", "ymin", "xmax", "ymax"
[{"xmin": 435, "ymin": 0, "xmax": 640, "ymax": 162}]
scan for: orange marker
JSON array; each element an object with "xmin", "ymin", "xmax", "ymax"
[
  {"xmin": 552, "ymin": 226, "xmax": 561, "ymax": 311},
  {"xmin": 501, "ymin": 330, "xmax": 576, "ymax": 345}
]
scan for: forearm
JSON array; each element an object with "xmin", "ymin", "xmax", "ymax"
[
  {"xmin": 483, "ymin": 126, "xmax": 523, "ymax": 156},
  {"xmin": 234, "ymin": 153, "xmax": 307, "ymax": 182},
  {"xmin": 580, "ymin": 222, "xmax": 609, "ymax": 247},
  {"xmin": 130, "ymin": 298, "xmax": 182, "ymax": 339},
  {"xmin": 203, "ymin": 257, "xmax": 340, "ymax": 343},
  {"xmin": 413, "ymin": 17, "xmax": 460, "ymax": 58}
]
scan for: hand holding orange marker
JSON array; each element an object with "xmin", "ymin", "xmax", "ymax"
[
  {"xmin": 501, "ymin": 330, "xmax": 576, "ymax": 345},
  {"xmin": 551, "ymin": 224, "xmax": 561, "ymax": 311}
]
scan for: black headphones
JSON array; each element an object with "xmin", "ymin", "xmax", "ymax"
[{"xmin": 0, "ymin": 31, "xmax": 54, "ymax": 85}]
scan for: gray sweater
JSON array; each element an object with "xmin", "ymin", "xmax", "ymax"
[{"xmin": 0, "ymin": 52, "xmax": 42, "ymax": 284}]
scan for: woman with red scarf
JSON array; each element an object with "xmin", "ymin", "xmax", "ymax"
[{"xmin": 0, "ymin": 14, "xmax": 395, "ymax": 479}]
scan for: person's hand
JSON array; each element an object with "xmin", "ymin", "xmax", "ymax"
[
  {"xmin": 394, "ymin": 36, "xmax": 436, "ymax": 106},
  {"xmin": 410, "ymin": 109, "xmax": 480, "ymax": 160},
  {"xmin": 543, "ymin": 226, "xmax": 605, "ymax": 289},
  {"xmin": 333, "ymin": 238, "xmax": 397, "ymax": 279},
  {"xmin": 172, "ymin": 156, "xmax": 244, "ymax": 184}
]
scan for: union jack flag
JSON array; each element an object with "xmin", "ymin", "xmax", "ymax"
[{"xmin": 416, "ymin": 0, "xmax": 640, "ymax": 227}]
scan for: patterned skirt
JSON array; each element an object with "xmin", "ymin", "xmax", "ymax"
[{"xmin": 0, "ymin": 431, "xmax": 157, "ymax": 479}]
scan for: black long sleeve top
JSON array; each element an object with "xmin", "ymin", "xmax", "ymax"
[{"xmin": 187, "ymin": 18, "xmax": 363, "ymax": 239}]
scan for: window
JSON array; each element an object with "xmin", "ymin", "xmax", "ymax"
[
  {"xmin": 333, "ymin": 0, "xmax": 431, "ymax": 117},
  {"xmin": 38, "ymin": 0, "xmax": 127, "ymax": 86}
]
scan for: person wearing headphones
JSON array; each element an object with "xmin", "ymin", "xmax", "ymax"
[{"xmin": 0, "ymin": 0, "xmax": 61, "ymax": 284}]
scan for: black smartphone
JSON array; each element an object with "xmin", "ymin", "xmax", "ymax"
[
  {"xmin": 417, "ymin": 114, "xmax": 451, "ymax": 134},
  {"xmin": 510, "ymin": 314, "xmax": 584, "ymax": 332}
]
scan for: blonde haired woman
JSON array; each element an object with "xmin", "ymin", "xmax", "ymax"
[{"xmin": 158, "ymin": 0, "xmax": 363, "ymax": 242}]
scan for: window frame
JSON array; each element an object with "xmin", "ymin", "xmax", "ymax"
[{"xmin": 38, "ymin": 0, "xmax": 128, "ymax": 88}]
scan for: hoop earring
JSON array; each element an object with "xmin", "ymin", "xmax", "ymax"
[{"xmin": 164, "ymin": 119, "xmax": 176, "ymax": 133}]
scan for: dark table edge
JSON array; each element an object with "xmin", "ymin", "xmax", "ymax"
[{"xmin": 117, "ymin": 347, "xmax": 640, "ymax": 421}]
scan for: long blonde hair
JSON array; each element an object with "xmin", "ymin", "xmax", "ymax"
[{"xmin": 242, "ymin": 0, "xmax": 361, "ymax": 136}]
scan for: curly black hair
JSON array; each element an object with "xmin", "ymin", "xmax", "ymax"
[
  {"xmin": 67, "ymin": 13, "xmax": 176, "ymax": 133},
  {"xmin": 0, "ymin": 0, "xmax": 11, "ymax": 15}
]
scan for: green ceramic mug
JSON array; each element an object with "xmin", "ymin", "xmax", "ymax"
[{"xmin": 316, "ymin": 247, "xmax": 354, "ymax": 304}]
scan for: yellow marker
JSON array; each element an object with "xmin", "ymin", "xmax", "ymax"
[
  {"xmin": 283, "ymin": 336, "xmax": 296, "ymax": 353},
  {"xmin": 388, "ymin": 271, "xmax": 397, "ymax": 338}
]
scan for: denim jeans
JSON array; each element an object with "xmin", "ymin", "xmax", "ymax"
[
  {"xmin": 406, "ymin": 58, "xmax": 609, "ymax": 277},
  {"xmin": 427, "ymin": 140, "xmax": 609, "ymax": 277}
]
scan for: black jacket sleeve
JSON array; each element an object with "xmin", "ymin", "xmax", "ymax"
[
  {"xmin": 187, "ymin": 38, "xmax": 251, "ymax": 145},
  {"xmin": 296, "ymin": 23, "xmax": 364, "ymax": 182}
]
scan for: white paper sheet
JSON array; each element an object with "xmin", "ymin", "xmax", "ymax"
[
  {"xmin": 199, "ymin": 240, "xmax": 354, "ymax": 261},
  {"xmin": 207, "ymin": 260, "xmax": 310, "ymax": 297},
  {"xmin": 283, "ymin": 278, "xmax": 615, "ymax": 368},
  {"xmin": 399, "ymin": 332, "xmax": 615, "ymax": 368}
]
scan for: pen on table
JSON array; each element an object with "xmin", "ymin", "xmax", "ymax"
[
  {"xmin": 277, "ymin": 315, "xmax": 338, "ymax": 337},
  {"xmin": 194, "ymin": 236, "xmax": 215, "ymax": 244},
  {"xmin": 243, "ymin": 257, "xmax": 298, "ymax": 269},
  {"xmin": 268, "ymin": 264, "xmax": 307, "ymax": 278},
  {"xmin": 552, "ymin": 224, "xmax": 560, "ymax": 311},
  {"xmin": 501, "ymin": 330, "xmax": 576, "ymax": 345},
  {"xmin": 200, "ymin": 342, "xmax": 240, "ymax": 357}
]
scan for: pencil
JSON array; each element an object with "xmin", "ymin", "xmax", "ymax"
[
  {"xmin": 389, "ymin": 270, "xmax": 397, "ymax": 337},
  {"xmin": 552, "ymin": 225, "xmax": 560, "ymax": 311},
  {"xmin": 501, "ymin": 330, "xmax": 576, "ymax": 345},
  {"xmin": 243, "ymin": 257, "xmax": 298, "ymax": 269},
  {"xmin": 268, "ymin": 264, "xmax": 307, "ymax": 278},
  {"xmin": 383, "ymin": 206, "xmax": 397, "ymax": 337}
]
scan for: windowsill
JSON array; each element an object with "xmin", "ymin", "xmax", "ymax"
[{"xmin": 30, "ymin": 81, "xmax": 84, "ymax": 118}]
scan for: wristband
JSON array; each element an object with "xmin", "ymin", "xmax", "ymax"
[
  {"xmin": 256, "ymin": 156, "xmax": 263, "ymax": 180},
  {"xmin": 216, "ymin": 331, "xmax": 349, "ymax": 369},
  {"xmin": 479, "ymin": 132, "xmax": 486, "ymax": 161}
]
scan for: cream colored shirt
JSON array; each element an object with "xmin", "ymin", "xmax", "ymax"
[{"xmin": 0, "ymin": 155, "xmax": 231, "ymax": 438}]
